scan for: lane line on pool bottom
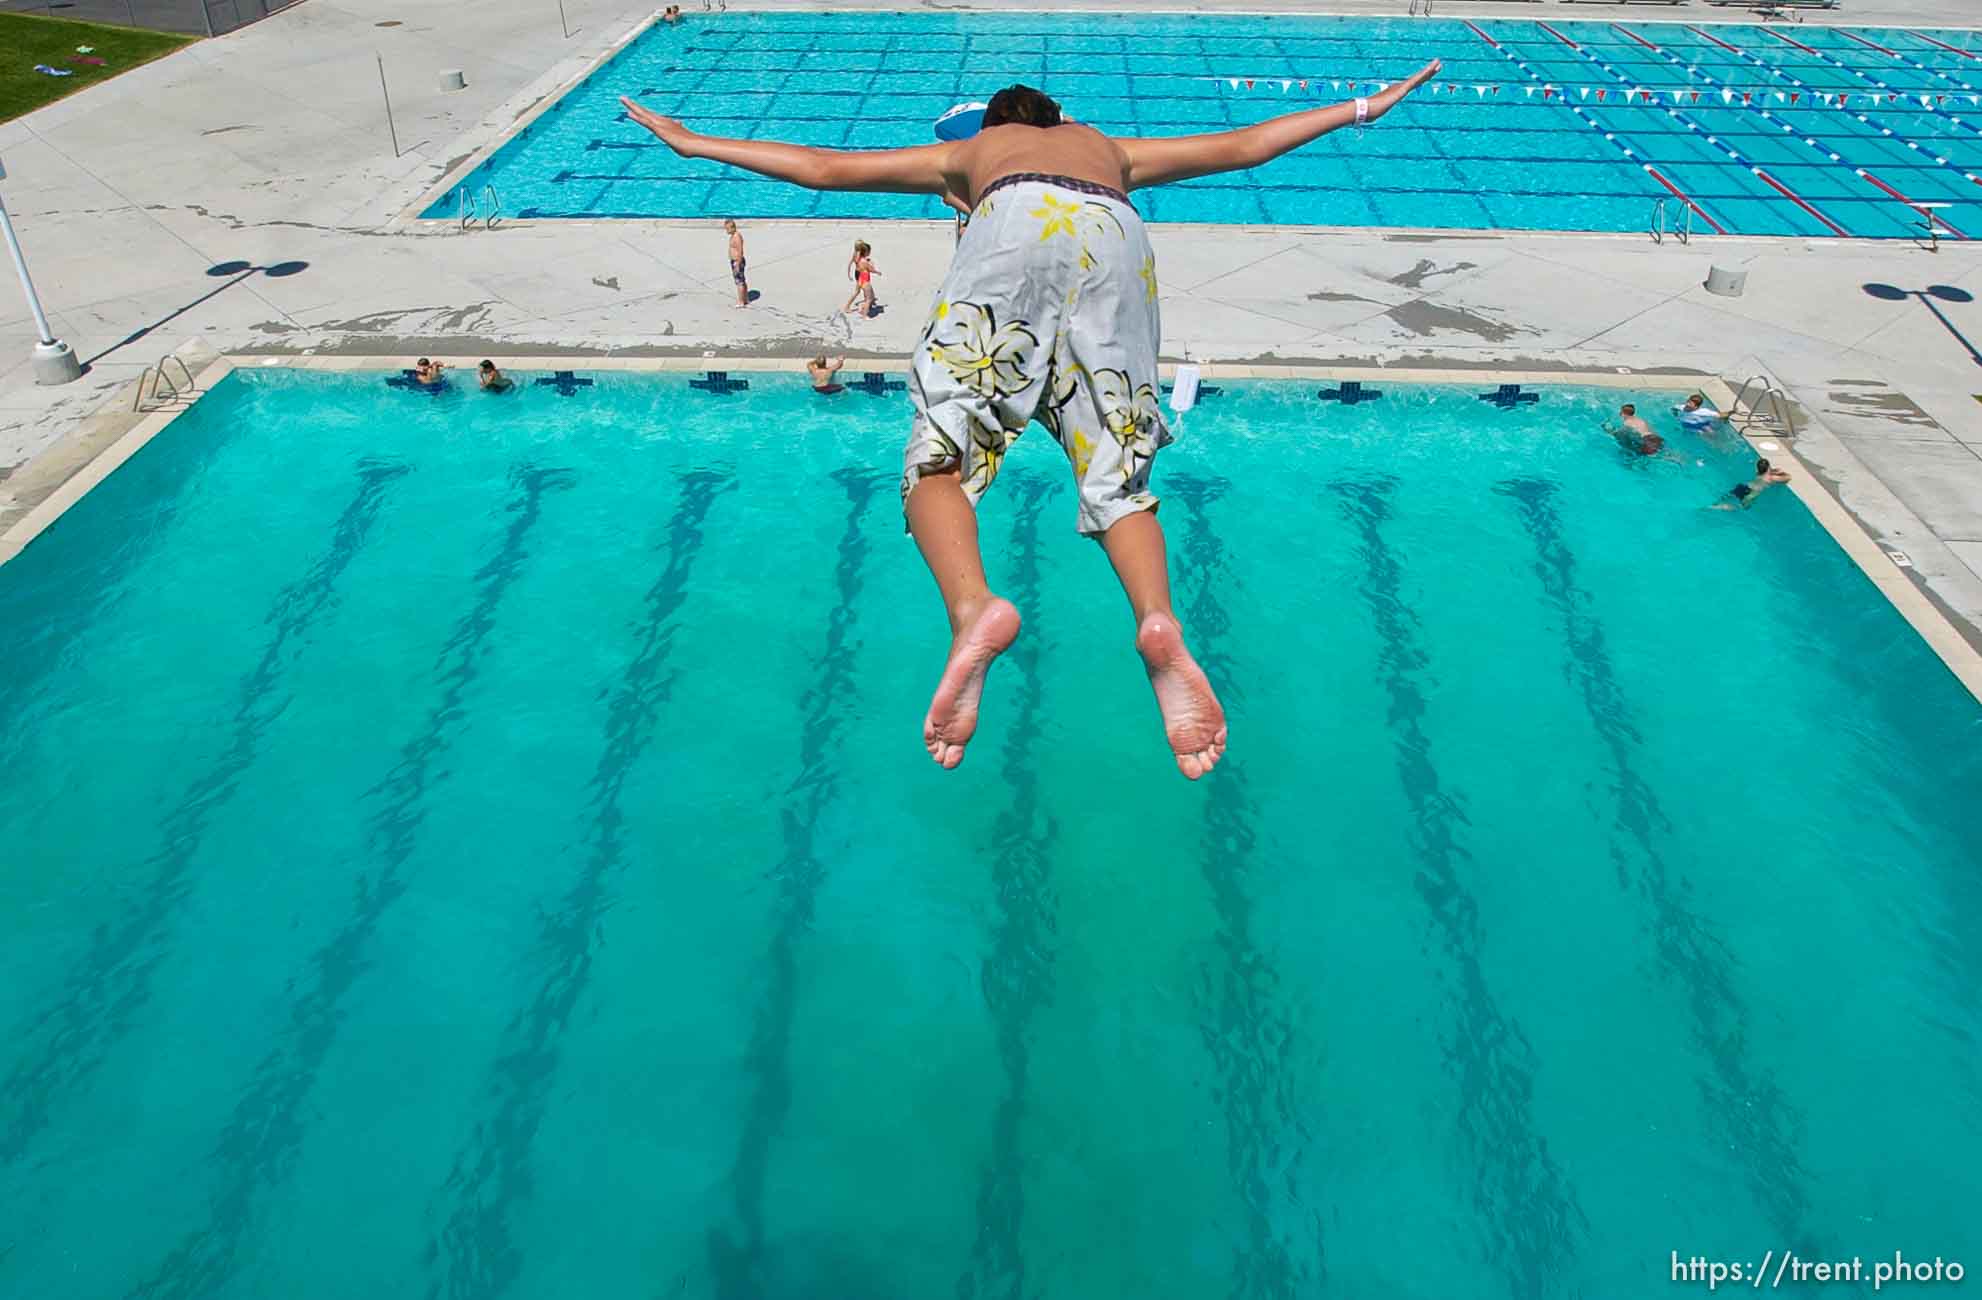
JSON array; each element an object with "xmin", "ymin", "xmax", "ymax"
[
  {"xmin": 1332, "ymin": 472, "xmax": 1589, "ymax": 1292},
  {"xmin": 1687, "ymin": 28, "xmax": 1982, "ymax": 212},
  {"xmin": 956, "ymin": 472, "xmax": 1062, "ymax": 1300},
  {"xmin": 125, "ymin": 462, "xmax": 571, "ymax": 1300},
  {"xmin": 1462, "ymin": 18, "xmax": 1728, "ymax": 234},
  {"xmin": 429, "ymin": 467, "xmax": 732, "ymax": 1300},
  {"xmin": 1629, "ymin": 26, "xmax": 1969, "ymax": 239},
  {"xmin": 0, "ymin": 458, "xmax": 411, "ymax": 1167},
  {"xmin": 1170, "ymin": 471, "xmax": 1318, "ymax": 1298},
  {"xmin": 1758, "ymin": 23, "xmax": 1982, "ymax": 145},
  {"xmin": 1523, "ymin": 18, "xmax": 1851, "ymax": 237},
  {"xmin": 1910, "ymin": 30, "xmax": 1979, "ymax": 61},
  {"xmin": 1495, "ymin": 476, "xmax": 1814, "ymax": 1245}
]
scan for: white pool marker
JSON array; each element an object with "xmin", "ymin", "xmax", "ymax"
[
  {"xmin": 1887, "ymin": 549, "xmax": 1915, "ymax": 569},
  {"xmin": 261, "ymin": 357, "xmax": 281, "ymax": 366},
  {"xmin": 1757, "ymin": 440, "xmax": 1780, "ymax": 451}
]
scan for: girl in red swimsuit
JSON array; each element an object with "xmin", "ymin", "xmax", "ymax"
[{"xmin": 843, "ymin": 240, "xmax": 880, "ymax": 318}]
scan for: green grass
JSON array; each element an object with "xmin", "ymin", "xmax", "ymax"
[{"xmin": 0, "ymin": 12, "xmax": 193, "ymax": 124}]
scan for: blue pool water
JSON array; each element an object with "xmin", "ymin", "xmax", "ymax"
[
  {"xmin": 2, "ymin": 368, "xmax": 1980, "ymax": 1299},
  {"xmin": 425, "ymin": 12, "xmax": 1982, "ymax": 238}
]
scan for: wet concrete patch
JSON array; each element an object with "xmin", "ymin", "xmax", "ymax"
[
  {"xmin": 1385, "ymin": 299, "xmax": 1525, "ymax": 343},
  {"xmin": 1824, "ymin": 387, "xmax": 1945, "ymax": 431},
  {"xmin": 1389, "ymin": 258, "xmax": 1479, "ymax": 289},
  {"xmin": 1308, "ymin": 290, "xmax": 1380, "ymax": 303}
]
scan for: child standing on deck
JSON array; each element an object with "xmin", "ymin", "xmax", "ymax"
[
  {"xmin": 724, "ymin": 218, "xmax": 748, "ymax": 307},
  {"xmin": 626, "ymin": 61, "xmax": 1439, "ymax": 779},
  {"xmin": 844, "ymin": 240, "xmax": 881, "ymax": 318}
]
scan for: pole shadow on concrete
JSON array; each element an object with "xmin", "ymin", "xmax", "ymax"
[
  {"xmin": 82, "ymin": 258, "xmax": 307, "ymax": 368},
  {"xmin": 1863, "ymin": 283, "xmax": 1979, "ymax": 367}
]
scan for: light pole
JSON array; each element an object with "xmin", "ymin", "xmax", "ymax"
[{"xmin": 0, "ymin": 156, "xmax": 83, "ymax": 385}]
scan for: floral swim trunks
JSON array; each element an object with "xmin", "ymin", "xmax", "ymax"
[{"xmin": 902, "ymin": 173, "xmax": 1171, "ymax": 536}]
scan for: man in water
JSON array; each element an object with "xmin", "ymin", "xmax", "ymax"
[
  {"xmin": 413, "ymin": 357, "xmax": 444, "ymax": 385},
  {"xmin": 624, "ymin": 63, "xmax": 1440, "ymax": 778},
  {"xmin": 808, "ymin": 354, "xmax": 846, "ymax": 394},
  {"xmin": 478, "ymin": 360, "xmax": 514, "ymax": 393},
  {"xmin": 724, "ymin": 218, "xmax": 748, "ymax": 308},
  {"xmin": 1675, "ymin": 393, "xmax": 1722, "ymax": 430},
  {"xmin": 1606, "ymin": 403, "xmax": 1664, "ymax": 456},
  {"xmin": 1716, "ymin": 457, "xmax": 1792, "ymax": 510}
]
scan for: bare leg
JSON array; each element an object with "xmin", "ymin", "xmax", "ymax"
[
  {"xmin": 1098, "ymin": 511, "xmax": 1227, "ymax": 779},
  {"xmin": 907, "ymin": 471, "xmax": 1020, "ymax": 769}
]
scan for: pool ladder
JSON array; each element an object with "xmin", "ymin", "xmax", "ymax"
[
  {"xmin": 457, "ymin": 182, "xmax": 504, "ymax": 230},
  {"xmin": 1729, "ymin": 375, "xmax": 1799, "ymax": 441},
  {"xmin": 132, "ymin": 354, "xmax": 199, "ymax": 413},
  {"xmin": 1408, "ymin": 0, "xmax": 1433, "ymax": 13},
  {"xmin": 1652, "ymin": 198, "xmax": 1694, "ymax": 246}
]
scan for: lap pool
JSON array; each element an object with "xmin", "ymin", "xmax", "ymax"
[
  {"xmin": 1, "ymin": 365, "xmax": 1978, "ymax": 1299},
  {"xmin": 425, "ymin": 12, "xmax": 1982, "ymax": 238}
]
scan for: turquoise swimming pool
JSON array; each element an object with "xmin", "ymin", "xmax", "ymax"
[
  {"xmin": 1, "ymin": 367, "xmax": 1978, "ymax": 1299},
  {"xmin": 426, "ymin": 12, "xmax": 1982, "ymax": 238}
]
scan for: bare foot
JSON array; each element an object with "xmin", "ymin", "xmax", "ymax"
[
  {"xmin": 923, "ymin": 597, "xmax": 1021, "ymax": 769},
  {"xmin": 1136, "ymin": 613, "xmax": 1227, "ymax": 779}
]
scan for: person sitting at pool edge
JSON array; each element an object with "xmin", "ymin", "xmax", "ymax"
[
  {"xmin": 1717, "ymin": 457, "xmax": 1792, "ymax": 510},
  {"xmin": 662, "ymin": 4, "xmax": 681, "ymax": 22},
  {"xmin": 478, "ymin": 360, "xmax": 513, "ymax": 393},
  {"xmin": 413, "ymin": 357, "xmax": 444, "ymax": 385},
  {"xmin": 621, "ymin": 60, "xmax": 1441, "ymax": 779},
  {"xmin": 1676, "ymin": 392, "xmax": 1722, "ymax": 429},
  {"xmin": 808, "ymin": 354, "xmax": 846, "ymax": 394}
]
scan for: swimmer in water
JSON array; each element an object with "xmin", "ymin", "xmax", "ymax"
[
  {"xmin": 413, "ymin": 357, "xmax": 444, "ymax": 385},
  {"xmin": 1715, "ymin": 457, "xmax": 1792, "ymax": 510},
  {"xmin": 1604, "ymin": 403, "xmax": 1661, "ymax": 454},
  {"xmin": 478, "ymin": 360, "xmax": 513, "ymax": 393},
  {"xmin": 1675, "ymin": 392, "xmax": 1723, "ymax": 430},
  {"xmin": 621, "ymin": 60, "xmax": 1442, "ymax": 778},
  {"xmin": 808, "ymin": 354, "xmax": 846, "ymax": 394}
]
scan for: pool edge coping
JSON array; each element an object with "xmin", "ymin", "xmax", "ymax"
[
  {"xmin": 2, "ymin": 353, "xmax": 1977, "ymax": 707},
  {"xmin": 393, "ymin": 7, "xmax": 663, "ymax": 228}
]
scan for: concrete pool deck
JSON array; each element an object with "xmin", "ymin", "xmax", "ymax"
[{"xmin": 1, "ymin": 0, "xmax": 1980, "ymax": 647}]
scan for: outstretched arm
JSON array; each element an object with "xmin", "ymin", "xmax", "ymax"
[
  {"xmin": 1121, "ymin": 59, "xmax": 1439, "ymax": 190},
  {"xmin": 622, "ymin": 98, "xmax": 955, "ymax": 193}
]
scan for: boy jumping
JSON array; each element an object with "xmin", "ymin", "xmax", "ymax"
[{"xmin": 624, "ymin": 62, "xmax": 1440, "ymax": 779}]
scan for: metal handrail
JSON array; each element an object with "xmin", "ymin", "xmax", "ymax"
[
  {"xmin": 458, "ymin": 186, "xmax": 475, "ymax": 231},
  {"xmin": 483, "ymin": 183, "xmax": 503, "ymax": 230},
  {"xmin": 1729, "ymin": 375, "xmax": 1798, "ymax": 440},
  {"xmin": 132, "ymin": 366, "xmax": 178, "ymax": 412},
  {"xmin": 159, "ymin": 354, "xmax": 197, "ymax": 396},
  {"xmin": 131, "ymin": 355, "xmax": 199, "ymax": 412},
  {"xmin": 1653, "ymin": 199, "xmax": 1695, "ymax": 246}
]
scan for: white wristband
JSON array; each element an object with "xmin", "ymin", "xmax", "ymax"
[{"xmin": 1354, "ymin": 96, "xmax": 1370, "ymax": 125}]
